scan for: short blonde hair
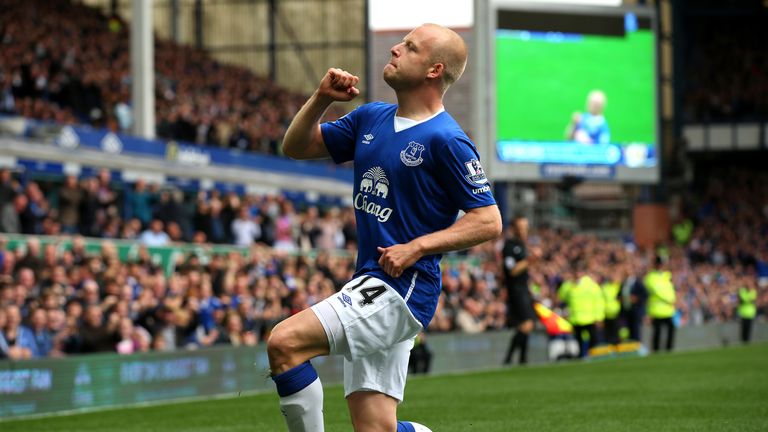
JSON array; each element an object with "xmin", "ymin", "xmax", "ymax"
[{"xmin": 424, "ymin": 24, "xmax": 468, "ymax": 92}]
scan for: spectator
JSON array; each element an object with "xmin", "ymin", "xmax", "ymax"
[
  {"xmin": 115, "ymin": 317, "xmax": 137, "ymax": 355},
  {"xmin": 0, "ymin": 198, "xmax": 21, "ymax": 234},
  {"xmin": 0, "ymin": 169, "xmax": 21, "ymax": 233},
  {"xmin": 77, "ymin": 305, "xmax": 119, "ymax": 354},
  {"xmin": 79, "ymin": 177, "xmax": 100, "ymax": 237},
  {"xmin": 456, "ymin": 298, "xmax": 493, "ymax": 334},
  {"xmin": 215, "ymin": 311, "xmax": 257, "ymax": 347},
  {"xmin": 231, "ymin": 205, "xmax": 260, "ymax": 247},
  {"xmin": 58, "ymin": 175, "xmax": 83, "ymax": 234},
  {"xmin": 16, "ymin": 238, "xmax": 42, "ymax": 274},
  {"xmin": 207, "ymin": 199, "xmax": 227, "ymax": 244},
  {"xmin": 24, "ymin": 182, "xmax": 50, "ymax": 234},
  {"xmin": 124, "ymin": 179, "xmax": 153, "ymax": 227},
  {"xmin": 273, "ymin": 200, "xmax": 297, "ymax": 252},
  {"xmin": 25, "ymin": 307, "xmax": 53, "ymax": 357},
  {"xmin": 1, "ymin": 304, "xmax": 35, "ymax": 358},
  {"xmin": 139, "ymin": 219, "xmax": 170, "ymax": 247},
  {"xmin": 316, "ymin": 207, "xmax": 344, "ymax": 251},
  {"xmin": 1, "ymin": 307, "xmax": 29, "ymax": 359}
]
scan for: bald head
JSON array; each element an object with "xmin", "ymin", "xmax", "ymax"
[
  {"xmin": 587, "ymin": 89, "xmax": 607, "ymax": 115},
  {"xmin": 422, "ymin": 23, "xmax": 468, "ymax": 92}
]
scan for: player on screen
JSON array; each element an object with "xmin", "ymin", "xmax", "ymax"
[
  {"xmin": 267, "ymin": 23, "xmax": 502, "ymax": 432},
  {"xmin": 566, "ymin": 90, "xmax": 610, "ymax": 145}
]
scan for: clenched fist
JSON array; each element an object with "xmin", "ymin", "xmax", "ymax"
[{"xmin": 317, "ymin": 68, "xmax": 360, "ymax": 102}]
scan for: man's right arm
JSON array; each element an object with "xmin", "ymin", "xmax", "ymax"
[
  {"xmin": 282, "ymin": 68, "xmax": 360, "ymax": 160},
  {"xmin": 281, "ymin": 92, "xmax": 333, "ymax": 160}
]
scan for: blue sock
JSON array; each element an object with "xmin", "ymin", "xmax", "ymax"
[
  {"xmin": 397, "ymin": 421, "xmax": 416, "ymax": 432},
  {"xmin": 272, "ymin": 362, "xmax": 318, "ymax": 397}
]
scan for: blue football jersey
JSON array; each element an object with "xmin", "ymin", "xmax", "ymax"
[
  {"xmin": 577, "ymin": 113, "xmax": 610, "ymax": 144},
  {"xmin": 321, "ymin": 102, "xmax": 496, "ymax": 327}
]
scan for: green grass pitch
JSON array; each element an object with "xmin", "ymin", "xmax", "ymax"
[{"xmin": 3, "ymin": 343, "xmax": 767, "ymax": 431}]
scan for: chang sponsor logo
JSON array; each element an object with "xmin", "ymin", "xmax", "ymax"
[{"xmin": 354, "ymin": 166, "xmax": 394, "ymax": 223}]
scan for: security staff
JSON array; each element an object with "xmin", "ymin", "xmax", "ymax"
[
  {"xmin": 502, "ymin": 216, "xmax": 536, "ymax": 365},
  {"xmin": 737, "ymin": 281, "xmax": 757, "ymax": 344},
  {"xmin": 559, "ymin": 263, "xmax": 603, "ymax": 358},
  {"xmin": 602, "ymin": 269, "xmax": 622, "ymax": 345},
  {"xmin": 644, "ymin": 257, "xmax": 676, "ymax": 352}
]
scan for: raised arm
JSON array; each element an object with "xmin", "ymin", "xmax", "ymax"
[
  {"xmin": 378, "ymin": 204, "xmax": 502, "ymax": 278},
  {"xmin": 282, "ymin": 68, "xmax": 360, "ymax": 160}
]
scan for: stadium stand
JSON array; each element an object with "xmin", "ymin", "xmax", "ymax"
[
  {"xmin": 681, "ymin": 6, "xmax": 768, "ymax": 122},
  {"xmin": 0, "ymin": 0, "xmax": 346, "ymax": 155},
  {"xmin": 0, "ymin": 0, "xmax": 766, "ymax": 362},
  {"xmin": 1, "ymin": 165, "xmax": 766, "ymax": 358}
]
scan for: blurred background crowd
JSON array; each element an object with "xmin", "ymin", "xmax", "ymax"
[
  {"xmin": 0, "ymin": 0, "xmax": 344, "ymax": 155},
  {"xmin": 681, "ymin": 10, "xmax": 768, "ymax": 122},
  {"xmin": 1, "ymin": 0, "xmax": 767, "ymax": 360},
  {"xmin": 4, "ymin": 0, "xmax": 768, "ymax": 146},
  {"xmin": 1, "ymin": 165, "xmax": 766, "ymax": 359}
]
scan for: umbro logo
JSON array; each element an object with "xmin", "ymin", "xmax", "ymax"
[
  {"xmin": 362, "ymin": 134, "xmax": 374, "ymax": 144},
  {"xmin": 338, "ymin": 293, "xmax": 353, "ymax": 308}
]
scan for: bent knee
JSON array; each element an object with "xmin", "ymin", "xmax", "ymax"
[{"xmin": 267, "ymin": 325, "xmax": 298, "ymax": 363}]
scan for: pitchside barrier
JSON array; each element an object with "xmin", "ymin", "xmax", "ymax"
[{"xmin": 1, "ymin": 322, "xmax": 765, "ymax": 420}]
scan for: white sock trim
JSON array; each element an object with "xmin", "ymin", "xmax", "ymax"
[{"xmin": 279, "ymin": 377, "xmax": 324, "ymax": 432}]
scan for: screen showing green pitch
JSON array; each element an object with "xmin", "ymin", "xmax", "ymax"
[{"xmin": 494, "ymin": 11, "xmax": 657, "ymax": 178}]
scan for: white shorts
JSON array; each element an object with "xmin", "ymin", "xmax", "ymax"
[{"xmin": 311, "ymin": 275, "xmax": 423, "ymax": 401}]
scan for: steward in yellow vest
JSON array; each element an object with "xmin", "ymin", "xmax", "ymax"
[
  {"xmin": 738, "ymin": 284, "xmax": 757, "ymax": 344},
  {"xmin": 559, "ymin": 267, "xmax": 603, "ymax": 358},
  {"xmin": 602, "ymin": 273, "xmax": 622, "ymax": 345},
  {"xmin": 644, "ymin": 257, "xmax": 676, "ymax": 352}
]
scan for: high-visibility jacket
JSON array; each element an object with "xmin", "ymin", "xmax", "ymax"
[
  {"xmin": 672, "ymin": 219, "xmax": 693, "ymax": 245},
  {"xmin": 558, "ymin": 280, "xmax": 576, "ymax": 301},
  {"xmin": 738, "ymin": 287, "xmax": 757, "ymax": 319},
  {"xmin": 645, "ymin": 270, "xmax": 676, "ymax": 319},
  {"xmin": 602, "ymin": 281, "xmax": 622, "ymax": 320},
  {"xmin": 560, "ymin": 276, "xmax": 603, "ymax": 326}
]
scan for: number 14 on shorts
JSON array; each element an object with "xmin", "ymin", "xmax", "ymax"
[{"xmin": 347, "ymin": 283, "xmax": 387, "ymax": 306}]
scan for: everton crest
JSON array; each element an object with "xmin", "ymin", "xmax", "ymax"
[{"xmin": 400, "ymin": 141, "xmax": 425, "ymax": 167}]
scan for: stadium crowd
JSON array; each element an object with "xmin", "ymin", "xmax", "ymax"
[
  {"xmin": 0, "ymin": 0, "xmax": 345, "ymax": 155},
  {"xmin": 4, "ymin": 0, "xmax": 767, "ymax": 150},
  {"xmin": 1, "ymin": 166, "xmax": 766, "ymax": 359},
  {"xmin": 0, "ymin": 167, "xmax": 358, "ymax": 251},
  {"xmin": 0, "ymin": 0, "xmax": 766, "ymax": 360},
  {"xmin": 682, "ymin": 11, "xmax": 768, "ymax": 122}
]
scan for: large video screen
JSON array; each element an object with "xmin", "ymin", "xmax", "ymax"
[{"xmin": 493, "ymin": 7, "xmax": 658, "ymax": 182}]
